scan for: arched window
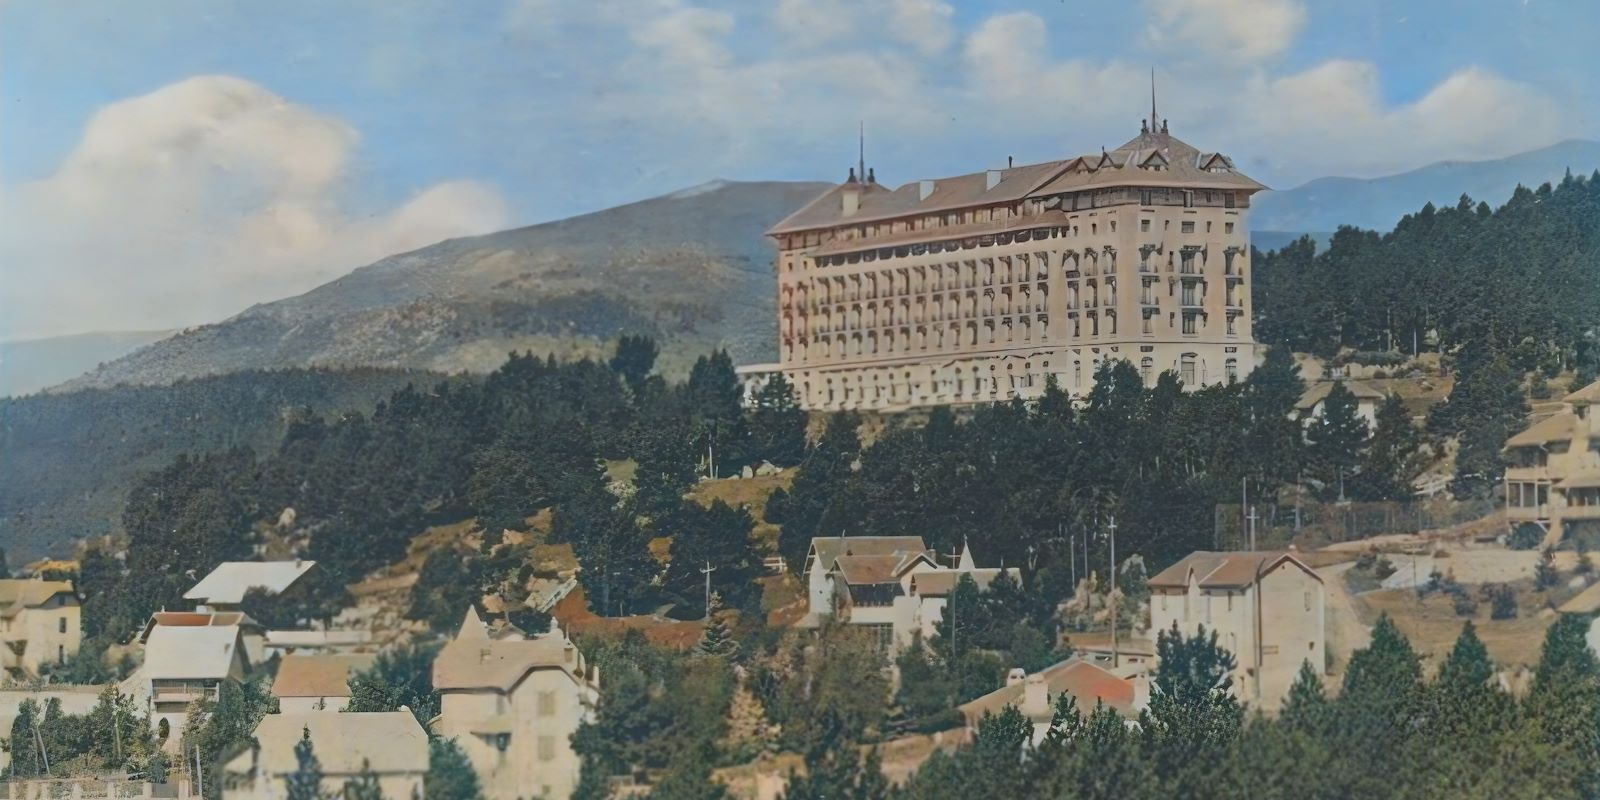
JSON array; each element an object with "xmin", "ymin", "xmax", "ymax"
[
  {"xmin": 1140, "ymin": 357, "xmax": 1154, "ymax": 386},
  {"xmin": 1225, "ymin": 358, "xmax": 1239, "ymax": 383}
]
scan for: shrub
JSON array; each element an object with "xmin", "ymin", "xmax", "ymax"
[
  {"xmin": 1373, "ymin": 369, "xmax": 1389, "ymax": 379},
  {"xmin": 1452, "ymin": 595, "xmax": 1478, "ymax": 617},
  {"xmin": 1342, "ymin": 350, "xmax": 1406, "ymax": 367},
  {"xmin": 1489, "ymin": 585, "xmax": 1517, "ymax": 620},
  {"xmin": 1507, "ymin": 523, "xmax": 1544, "ymax": 551},
  {"xmin": 1373, "ymin": 557, "xmax": 1397, "ymax": 581}
]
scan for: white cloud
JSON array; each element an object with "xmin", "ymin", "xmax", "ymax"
[
  {"xmin": 0, "ymin": 76, "xmax": 509, "ymax": 340},
  {"xmin": 1144, "ymin": 0, "xmax": 1306, "ymax": 65}
]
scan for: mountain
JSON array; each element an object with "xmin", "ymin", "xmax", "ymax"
[
  {"xmin": 1252, "ymin": 139, "xmax": 1600, "ymax": 234},
  {"xmin": 1, "ymin": 330, "xmax": 172, "ymax": 397},
  {"xmin": 60, "ymin": 180, "xmax": 830, "ymax": 392}
]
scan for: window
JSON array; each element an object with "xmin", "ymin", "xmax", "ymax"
[
  {"xmin": 1074, "ymin": 361, "xmax": 1082, "ymax": 386},
  {"xmin": 537, "ymin": 691, "xmax": 556, "ymax": 717},
  {"xmin": 1140, "ymin": 357, "xmax": 1154, "ymax": 385},
  {"xmin": 1180, "ymin": 354, "xmax": 1197, "ymax": 386},
  {"xmin": 1224, "ymin": 222, "xmax": 1235, "ymax": 234},
  {"xmin": 57, "ymin": 596, "xmax": 66, "ymax": 608},
  {"xmin": 1183, "ymin": 190, "xmax": 1194, "ymax": 208},
  {"xmin": 1304, "ymin": 591, "xmax": 1312, "ymax": 611},
  {"xmin": 1227, "ymin": 314, "xmax": 1238, "ymax": 336},
  {"xmin": 1182, "ymin": 314, "xmax": 1198, "ymax": 335},
  {"xmin": 537, "ymin": 736, "xmax": 556, "ymax": 762},
  {"xmin": 1140, "ymin": 190, "xmax": 1152, "ymax": 206},
  {"xmin": 58, "ymin": 645, "xmax": 64, "ymax": 665},
  {"xmin": 58, "ymin": 617, "xmax": 67, "ymax": 634},
  {"xmin": 1224, "ymin": 192, "xmax": 1236, "ymax": 209},
  {"xmin": 1225, "ymin": 358, "xmax": 1239, "ymax": 383},
  {"xmin": 1140, "ymin": 219, "xmax": 1151, "ymax": 232},
  {"xmin": 1181, "ymin": 221, "xmax": 1196, "ymax": 234}
]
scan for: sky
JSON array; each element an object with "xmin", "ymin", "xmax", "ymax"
[{"xmin": 1, "ymin": 0, "xmax": 1596, "ymax": 341}]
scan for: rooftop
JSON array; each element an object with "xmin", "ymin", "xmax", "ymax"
[
  {"xmin": 142, "ymin": 622, "xmax": 245, "ymax": 681},
  {"xmin": 1147, "ymin": 550, "xmax": 1320, "ymax": 590},
  {"xmin": 806, "ymin": 536, "xmax": 931, "ymax": 576},
  {"xmin": 433, "ymin": 630, "xmax": 589, "ymax": 692},
  {"xmin": 1296, "ymin": 380, "xmax": 1387, "ymax": 410},
  {"xmin": 958, "ymin": 658, "xmax": 1137, "ymax": 722},
  {"xmin": 0, "ymin": 580, "xmax": 73, "ymax": 619},
  {"xmin": 908, "ymin": 568, "xmax": 1020, "ymax": 597},
  {"xmin": 184, "ymin": 560, "xmax": 316, "ymax": 605},
  {"xmin": 271, "ymin": 654, "xmax": 376, "ymax": 699},
  {"xmin": 1506, "ymin": 412, "xmax": 1580, "ymax": 448},
  {"xmin": 228, "ymin": 712, "xmax": 428, "ymax": 776},
  {"xmin": 768, "ymin": 124, "xmax": 1265, "ymax": 236}
]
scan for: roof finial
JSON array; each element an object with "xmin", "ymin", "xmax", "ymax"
[
  {"xmin": 1150, "ymin": 68, "xmax": 1158, "ymax": 133},
  {"xmin": 858, "ymin": 121, "xmax": 866, "ymax": 187}
]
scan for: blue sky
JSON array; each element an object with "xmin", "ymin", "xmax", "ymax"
[{"xmin": 1, "ymin": 0, "xmax": 1595, "ymax": 339}]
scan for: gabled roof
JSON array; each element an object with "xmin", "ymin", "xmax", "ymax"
[
  {"xmin": 271, "ymin": 654, "xmax": 375, "ymax": 699},
  {"xmin": 768, "ymin": 161, "xmax": 1072, "ymax": 235},
  {"xmin": 1506, "ymin": 412, "xmax": 1579, "ymax": 448},
  {"xmin": 142, "ymin": 622, "xmax": 246, "ymax": 681},
  {"xmin": 0, "ymin": 580, "xmax": 73, "ymax": 619},
  {"xmin": 1558, "ymin": 471, "xmax": 1600, "ymax": 490},
  {"xmin": 229, "ymin": 712, "xmax": 427, "ymax": 776},
  {"xmin": 830, "ymin": 554, "xmax": 925, "ymax": 586},
  {"xmin": 805, "ymin": 536, "xmax": 930, "ymax": 575},
  {"xmin": 1564, "ymin": 378, "xmax": 1600, "ymax": 405},
  {"xmin": 139, "ymin": 610, "xmax": 260, "ymax": 643},
  {"xmin": 1296, "ymin": 380, "xmax": 1386, "ymax": 410},
  {"xmin": 909, "ymin": 568, "xmax": 1020, "ymax": 597},
  {"xmin": 1147, "ymin": 551, "xmax": 1320, "ymax": 590},
  {"xmin": 433, "ymin": 630, "xmax": 588, "ymax": 692},
  {"xmin": 184, "ymin": 561, "xmax": 316, "ymax": 605},
  {"xmin": 958, "ymin": 658, "xmax": 1136, "ymax": 721}
]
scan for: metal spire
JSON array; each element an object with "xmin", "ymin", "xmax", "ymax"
[
  {"xmin": 1150, "ymin": 68, "xmax": 1158, "ymax": 132},
  {"xmin": 858, "ymin": 121, "xmax": 866, "ymax": 184}
]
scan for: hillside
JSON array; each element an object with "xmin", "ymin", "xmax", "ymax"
[
  {"xmin": 0, "ymin": 367, "xmax": 445, "ymax": 559},
  {"xmin": 0, "ymin": 330, "xmax": 172, "ymax": 397},
  {"xmin": 1252, "ymin": 139, "xmax": 1600, "ymax": 233},
  {"xmin": 60, "ymin": 180, "xmax": 830, "ymax": 391}
]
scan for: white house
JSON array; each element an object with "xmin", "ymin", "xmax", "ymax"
[
  {"xmin": 270, "ymin": 653, "xmax": 375, "ymax": 713},
  {"xmin": 126, "ymin": 611, "xmax": 253, "ymax": 749},
  {"xmin": 801, "ymin": 535, "xmax": 1020, "ymax": 653},
  {"xmin": 1147, "ymin": 550, "xmax": 1325, "ymax": 712},
  {"xmin": 223, "ymin": 711, "xmax": 428, "ymax": 800},
  {"xmin": 957, "ymin": 658, "xmax": 1146, "ymax": 743},
  {"xmin": 431, "ymin": 611, "xmax": 601, "ymax": 800}
]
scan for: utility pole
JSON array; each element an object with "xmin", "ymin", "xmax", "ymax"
[
  {"xmin": 1108, "ymin": 515, "xmax": 1119, "ymax": 669},
  {"xmin": 1247, "ymin": 505, "xmax": 1258, "ymax": 551},
  {"xmin": 1241, "ymin": 475, "xmax": 1248, "ymax": 550},
  {"xmin": 700, "ymin": 560, "xmax": 717, "ymax": 620},
  {"xmin": 1070, "ymin": 530, "xmax": 1077, "ymax": 589}
]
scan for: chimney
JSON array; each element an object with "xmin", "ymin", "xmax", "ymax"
[
  {"xmin": 1005, "ymin": 668, "xmax": 1026, "ymax": 687},
  {"xmin": 918, "ymin": 180, "xmax": 935, "ymax": 201},
  {"xmin": 985, "ymin": 169, "xmax": 1003, "ymax": 191},
  {"xmin": 1023, "ymin": 673, "xmax": 1049, "ymax": 717}
]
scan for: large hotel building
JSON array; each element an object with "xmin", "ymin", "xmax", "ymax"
[{"xmin": 753, "ymin": 111, "xmax": 1266, "ymax": 412}]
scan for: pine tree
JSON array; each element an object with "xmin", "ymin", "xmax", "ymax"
[
  {"xmin": 342, "ymin": 760, "xmax": 385, "ymax": 800},
  {"xmin": 749, "ymin": 373, "xmax": 808, "ymax": 467},
  {"xmin": 1306, "ymin": 382, "xmax": 1370, "ymax": 499},
  {"xmin": 720, "ymin": 684, "xmax": 779, "ymax": 762},
  {"xmin": 1354, "ymin": 392, "xmax": 1423, "ymax": 500},
  {"xmin": 1279, "ymin": 659, "xmax": 1329, "ymax": 732},
  {"xmin": 424, "ymin": 738, "xmax": 482, "ymax": 800},
  {"xmin": 609, "ymin": 335, "xmax": 659, "ymax": 394},
  {"xmin": 663, "ymin": 500, "xmax": 763, "ymax": 614},
  {"xmin": 285, "ymin": 727, "xmax": 324, "ymax": 800},
  {"xmin": 694, "ymin": 594, "xmax": 740, "ymax": 659},
  {"xmin": 1142, "ymin": 622, "xmax": 1242, "ymax": 777}
]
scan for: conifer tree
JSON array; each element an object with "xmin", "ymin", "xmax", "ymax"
[
  {"xmin": 749, "ymin": 373, "xmax": 808, "ymax": 467},
  {"xmin": 285, "ymin": 727, "xmax": 324, "ymax": 800},
  {"xmin": 694, "ymin": 593, "xmax": 740, "ymax": 659},
  {"xmin": 1306, "ymin": 382, "xmax": 1370, "ymax": 499},
  {"xmin": 1279, "ymin": 660, "xmax": 1329, "ymax": 732},
  {"xmin": 1354, "ymin": 392, "xmax": 1423, "ymax": 500},
  {"xmin": 424, "ymin": 738, "xmax": 482, "ymax": 800},
  {"xmin": 342, "ymin": 760, "xmax": 384, "ymax": 800}
]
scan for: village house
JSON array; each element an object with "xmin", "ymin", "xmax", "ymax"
[
  {"xmin": 957, "ymin": 658, "xmax": 1146, "ymax": 742},
  {"xmin": 1295, "ymin": 379, "xmax": 1386, "ymax": 429},
  {"xmin": 0, "ymin": 579, "xmax": 80, "ymax": 676},
  {"xmin": 270, "ymin": 653, "xmax": 375, "ymax": 713},
  {"xmin": 801, "ymin": 535, "xmax": 1020, "ymax": 653},
  {"xmin": 431, "ymin": 610, "xmax": 600, "ymax": 800},
  {"xmin": 1146, "ymin": 550, "xmax": 1324, "ymax": 712},
  {"xmin": 223, "ymin": 711, "xmax": 428, "ymax": 800},
  {"xmin": 1504, "ymin": 378, "xmax": 1600, "ymax": 545},
  {"xmin": 185, "ymin": 560, "xmax": 318, "ymax": 614},
  {"xmin": 125, "ymin": 612, "xmax": 252, "ymax": 748}
]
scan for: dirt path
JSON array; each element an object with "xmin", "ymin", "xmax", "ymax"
[{"xmin": 1320, "ymin": 562, "xmax": 1371, "ymax": 677}]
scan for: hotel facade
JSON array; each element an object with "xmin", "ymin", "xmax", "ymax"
[{"xmin": 757, "ymin": 113, "xmax": 1266, "ymax": 412}]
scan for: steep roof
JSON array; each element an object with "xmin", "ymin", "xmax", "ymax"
[
  {"xmin": 1559, "ymin": 581, "xmax": 1600, "ymax": 615},
  {"xmin": 958, "ymin": 658, "xmax": 1136, "ymax": 721},
  {"xmin": 142, "ymin": 623, "xmax": 246, "ymax": 681},
  {"xmin": 1295, "ymin": 380, "xmax": 1387, "ymax": 410},
  {"xmin": 1506, "ymin": 412, "xmax": 1579, "ymax": 448},
  {"xmin": 271, "ymin": 654, "xmax": 375, "ymax": 699},
  {"xmin": 909, "ymin": 568, "xmax": 1021, "ymax": 597},
  {"xmin": 1558, "ymin": 471, "xmax": 1600, "ymax": 490},
  {"xmin": 1147, "ymin": 551, "xmax": 1320, "ymax": 590},
  {"xmin": 768, "ymin": 126, "xmax": 1264, "ymax": 236},
  {"xmin": 1564, "ymin": 378, "xmax": 1600, "ymax": 405},
  {"xmin": 433, "ymin": 632, "xmax": 586, "ymax": 692},
  {"xmin": 0, "ymin": 580, "xmax": 72, "ymax": 620},
  {"xmin": 184, "ymin": 561, "xmax": 316, "ymax": 605},
  {"xmin": 139, "ymin": 610, "xmax": 259, "ymax": 643},
  {"xmin": 231, "ymin": 712, "xmax": 427, "ymax": 776},
  {"xmin": 806, "ymin": 536, "xmax": 930, "ymax": 576}
]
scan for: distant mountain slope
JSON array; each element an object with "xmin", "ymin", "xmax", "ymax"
[
  {"xmin": 1, "ymin": 330, "xmax": 172, "ymax": 397},
  {"xmin": 61, "ymin": 180, "xmax": 830, "ymax": 391},
  {"xmin": 1253, "ymin": 139, "xmax": 1600, "ymax": 233},
  {"xmin": 0, "ymin": 367, "xmax": 444, "ymax": 559}
]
